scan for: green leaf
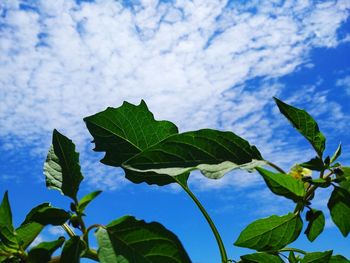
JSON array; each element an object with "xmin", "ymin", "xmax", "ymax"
[
  {"xmin": 124, "ymin": 129, "xmax": 264, "ymax": 178},
  {"xmin": 301, "ymin": 251, "xmax": 333, "ymax": 263},
  {"xmin": 330, "ymin": 144, "xmax": 341, "ymax": 164},
  {"xmin": 240, "ymin": 252, "xmax": 284, "ymax": 263},
  {"xmin": 22, "ymin": 203, "xmax": 70, "ymax": 226},
  {"xmin": 274, "ymin": 97, "xmax": 326, "ymax": 158},
  {"xmin": 16, "ymin": 222, "xmax": 43, "ymax": 250},
  {"xmin": 330, "ymin": 255, "xmax": 350, "ymax": 262},
  {"xmin": 289, "ymin": 251, "xmax": 299, "ymax": 263},
  {"xmin": 234, "ymin": 213, "xmax": 303, "ymax": 251},
  {"xmin": 60, "ymin": 236, "xmax": 86, "ymax": 263},
  {"xmin": 44, "ymin": 129, "xmax": 83, "ymax": 200},
  {"xmin": 300, "ymin": 157, "xmax": 325, "ymax": 171},
  {"xmin": 256, "ymin": 168, "xmax": 306, "ymax": 202},
  {"xmin": 27, "ymin": 237, "xmax": 65, "ymax": 263},
  {"xmin": 304, "ymin": 209, "xmax": 325, "ymax": 242},
  {"xmin": 77, "ymin": 190, "xmax": 102, "ymax": 213},
  {"xmin": 309, "ymin": 178, "xmax": 331, "ymax": 188},
  {"xmin": 0, "ymin": 192, "xmax": 18, "ymax": 250},
  {"xmin": 328, "ymin": 187, "xmax": 350, "ymax": 237},
  {"xmin": 95, "ymin": 216, "xmax": 191, "ymax": 263}
]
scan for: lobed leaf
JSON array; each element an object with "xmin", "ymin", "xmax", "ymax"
[
  {"xmin": 234, "ymin": 213, "xmax": 303, "ymax": 251},
  {"xmin": 304, "ymin": 209, "xmax": 325, "ymax": 242},
  {"xmin": 274, "ymin": 97, "xmax": 326, "ymax": 158},
  {"xmin": 301, "ymin": 251, "xmax": 333, "ymax": 263},
  {"xmin": 124, "ymin": 129, "xmax": 264, "ymax": 179},
  {"xmin": 44, "ymin": 129, "xmax": 83, "ymax": 200},
  {"xmin": 95, "ymin": 216, "xmax": 191, "ymax": 263},
  {"xmin": 328, "ymin": 187, "xmax": 350, "ymax": 237},
  {"xmin": 256, "ymin": 168, "xmax": 306, "ymax": 202},
  {"xmin": 27, "ymin": 237, "xmax": 65, "ymax": 263},
  {"xmin": 240, "ymin": 252, "xmax": 284, "ymax": 263}
]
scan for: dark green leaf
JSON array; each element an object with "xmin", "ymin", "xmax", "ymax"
[
  {"xmin": 289, "ymin": 251, "xmax": 299, "ymax": 263},
  {"xmin": 274, "ymin": 97, "xmax": 326, "ymax": 158},
  {"xmin": 240, "ymin": 252, "xmax": 283, "ymax": 263},
  {"xmin": 300, "ymin": 157, "xmax": 325, "ymax": 171},
  {"xmin": 84, "ymin": 100, "xmax": 178, "ymax": 166},
  {"xmin": 328, "ymin": 187, "xmax": 350, "ymax": 237},
  {"xmin": 305, "ymin": 209, "xmax": 325, "ymax": 242},
  {"xmin": 301, "ymin": 251, "xmax": 332, "ymax": 263},
  {"xmin": 95, "ymin": 216, "xmax": 191, "ymax": 263},
  {"xmin": 234, "ymin": 213, "xmax": 303, "ymax": 251},
  {"xmin": 44, "ymin": 129, "xmax": 83, "ymax": 200},
  {"xmin": 330, "ymin": 144, "xmax": 341, "ymax": 164},
  {"xmin": 124, "ymin": 129, "xmax": 264, "ymax": 179},
  {"xmin": 0, "ymin": 192, "xmax": 18, "ymax": 250},
  {"xmin": 27, "ymin": 237, "xmax": 65, "ymax": 263},
  {"xmin": 256, "ymin": 168, "xmax": 305, "ymax": 202},
  {"xmin": 16, "ymin": 222, "xmax": 43, "ymax": 250},
  {"xmin": 78, "ymin": 190, "xmax": 102, "ymax": 213},
  {"xmin": 309, "ymin": 178, "xmax": 331, "ymax": 188},
  {"xmin": 60, "ymin": 236, "xmax": 85, "ymax": 263},
  {"xmin": 330, "ymin": 255, "xmax": 350, "ymax": 262},
  {"xmin": 22, "ymin": 203, "xmax": 70, "ymax": 226}
]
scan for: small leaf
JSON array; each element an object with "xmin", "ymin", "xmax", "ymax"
[
  {"xmin": 95, "ymin": 216, "xmax": 191, "ymax": 263},
  {"xmin": 240, "ymin": 252, "xmax": 284, "ymax": 263},
  {"xmin": 16, "ymin": 222, "xmax": 43, "ymax": 250},
  {"xmin": 22, "ymin": 203, "xmax": 70, "ymax": 226},
  {"xmin": 234, "ymin": 213, "xmax": 303, "ymax": 251},
  {"xmin": 289, "ymin": 251, "xmax": 299, "ymax": 263},
  {"xmin": 27, "ymin": 237, "xmax": 65, "ymax": 263},
  {"xmin": 60, "ymin": 236, "xmax": 86, "ymax": 263},
  {"xmin": 301, "ymin": 251, "xmax": 333, "ymax": 263},
  {"xmin": 330, "ymin": 144, "xmax": 341, "ymax": 164},
  {"xmin": 78, "ymin": 190, "xmax": 102, "ymax": 213},
  {"xmin": 330, "ymin": 255, "xmax": 350, "ymax": 262},
  {"xmin": 44, "ymin": 129, "xmax": 83, "ymax": 200},
  {"xmin": 309, "ymin": 178, "xmax": 331, "ymax": 188},
  {"xmin": 304, "ymin": 209, "xmax": 325, "ymax": 242},
  {"xmin": 124, "ymin": 129, "xmax": 264, "ymax": 178},
  {"xmin": 0, "ymin": 191, "xmax": 18, "ymax": 250},
  {"xmin": 274, "ymin": 97, "xmax": 326, "ymax": 158},
  {"xmin": 256, "ymin": 168, "xmax": 306, "ymax": 202},
  {"xmin": 300, "ymin": 157, "xmax": 325, "ymax": 171},
  {"xmin": 328, "ymin": 187, "xmax": 350, "ymax": 237}
]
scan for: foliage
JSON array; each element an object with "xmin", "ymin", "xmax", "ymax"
[{"xmin": 1, "ymin": 98, "xmax": 349, "ymax": 263}]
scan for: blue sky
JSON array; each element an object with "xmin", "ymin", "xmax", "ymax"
[{"xmin": 0, "ymin": 0, "xmax": 350, "ymax": 262}]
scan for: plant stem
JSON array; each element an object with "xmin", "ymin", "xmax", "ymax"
[
  {"xmin": 176, "ymin": 179, "xmax": 228, "ymax": 263},
  {"xmin": 266, "ymin": 161, "xmax": 286, "ymax": 174},
  {"xmin": 82, "ymin": 248, "xmax": 99, "ymax": 261},
  {"xmin": 279, "ymin": 247, "xmax": 307, "ymax": 255},
  {"xmin": 61, "ymin": 223, "xmax": 76, "ymax": 238}
]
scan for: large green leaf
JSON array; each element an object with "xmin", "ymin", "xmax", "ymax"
[
  {"xmin": 84, "ymin": 100, "xmax": 179, "ymax": 185},
  {"xmin": 256, "ymin": 168, "xmax": 306, "ymax": 202},
  {"xmin": 329, "ymin": 255, "xmax": 350, "ymax": 262},
  {"xmin": 60, "ymin": 236, "xmax": 86, "ymax": 263},
  {"xmin": 274, "ymin": 97, "xmax": 326, "ymax": 158},
  {"xmin": 240, "ymin": 252, "xmax": 284, "ymax": 263},
  {"xmin": 77, "ymin": 190, "xmax": 102, "ymax": 213},
  {"xmin": 328, "ymin": 187, "xmax": 350, "ymax": 237},
  {"xmin": 234, "ymin": 213, "xmax": 303, "ymax": 251},
  {"xmin": 124, "ymin": 129, "xmax": 264, "ymax": 178},
  {"xmin": 22, "ymin": 203, "xmax": 70, "ymax": 226},
  {"xmin": 0, "ymin": 192, "xmax": 18, "ymax": 250},
  {"xmin": 44, "ymin": 129, "xmax": 83, "ymax": 200},
  {"xmin": 27, "ymin": 237, "xmax": 65, "ymax": 263},
  {"xmin": 16, "ymin": 222, "xmax": 43, "ymax": 250},
  {"xmin": 301, "ymin": 251, "xmax": 333, "ymax": 263},
  {"xmin": 304, "ymin": 209, "xmax": 325, "ymax": 242},
  {"xmin": 95, "ymin": 216, "xmax": 191, "ymax": 263}
]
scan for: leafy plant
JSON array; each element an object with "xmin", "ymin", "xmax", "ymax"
[{"xmin": 1, "ymin": 98, "xmax": 349, "ymax": 262}]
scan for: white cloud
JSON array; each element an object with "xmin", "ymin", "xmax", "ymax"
[
  {"xmin": 336, "ymin": 75, "xmax": 350, "ymax": 95},
  {"xmin": 0, "ymin": 0, "xmax": 349, "ymax": 190}
]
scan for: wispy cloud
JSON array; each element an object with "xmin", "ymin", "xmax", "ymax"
[
  {"xmin": 336, "ymin": 75, "xmax": 350, "ymax": 95},
  {"xmin": 1, "ymin": 0, "xmax": 349, "ymax": 190}
]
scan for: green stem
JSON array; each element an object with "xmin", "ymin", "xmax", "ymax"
[
  {"xmin": 279, "ymin": 247, "xmax": 307, "ymax": 255},
  {"xmin": 82, "ymin": 248, "xmax": 99, "ymax": 261},
  {"xmin": 61, "ymin": 223, "xmax": 76, "ymax": 238},
  {"xmin": 176, "ymin": 179, "xmax": 228, "ymax": 263},
  {"xmin": 266, "ymin": 161, "xmax": 286, "ymax": 174}
]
